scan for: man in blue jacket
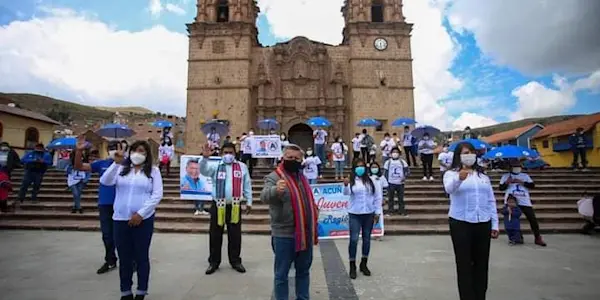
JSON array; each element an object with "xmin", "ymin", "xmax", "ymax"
[
  {"xmin": 569, "ymin": 127, "xmax": 589, "ymax": 171},
  {"xmin": 17, "ymin": 143, "xmax": 52, "ymax": 204}
]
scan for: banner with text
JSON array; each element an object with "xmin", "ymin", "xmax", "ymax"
[
  {"xmin": 313, "ymin": 183, "xmax": 384, "ymax": 239},
  {"xmin": 251, "ymin": 135, "xmax": 282, "ymax": 158},
  {"xmin": 179, "ymin": 155, "xmax": 221, "ymax": 200}
]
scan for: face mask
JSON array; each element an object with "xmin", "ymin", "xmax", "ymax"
[
  {"xmin": 460, "ymin": 154, "xmax": 477, "ymax": 167},
  {"xmin": 281, "ymin": 135, "xmax": 286, "ymax": 140},
  {"xmin": 354, "ymin": 166, "xmax": 366, "ymax": 176},
  {"xmin": 283, "ymin": 159, "xmax": 301, "ymax": 173},
  {"xmin": 0, "ymin": 147, "xmax": 8, "ymax": 152},
  {"xmin": 130, "ymin": 152, "xmax": 146, "ymax": 165},
  {"xmin": 108, "ymin": 150, "xmax": 117, "ymax": 159},
  {"xmin": 391, "ymin": 153, "xmax": 400, "ymax": 159},
  {"xmin": 423, "ymin": 136, "xmax": 430, "ymax": 140},
  {"xmin": 443, "ymin": 147, "xmax": 449, "ymax": 152},
  {"xmin": 248, "ymin": 131, "xmax": 254, "ymax": 136},
  {"xmin": 306, "ymin": 151, "xmax": 313, "ymax": 156},
  {"xmin": 338, "ymin": 139, "xmax": 342, "ymax": 143},
  {"xmin": 370, "ymin": 168, "xmax": 379, "ymax": 175},
  {"xmin": 511, "ymin": 167, "xmax": 522, "ymax": 174},
  {"xmin": 222, "ymin": 154, "xmax": 234, "ymax": 164},
  {"xmin": 385, "ymin": 137, "xmax": 390, "ymax": 141}
]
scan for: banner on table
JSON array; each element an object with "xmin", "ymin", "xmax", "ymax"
[
  {"xmin": 312, "ymin": 183, "xmax": 384, "ymax": 239},
  {"xmin": 179, "ymin": 155, "xmax": 221, "ymax": 200},
  {"xmin": 251, "ymin": 135, "xmax": 282, "ymax": 158}
]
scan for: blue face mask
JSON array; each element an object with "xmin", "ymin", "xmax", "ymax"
[
  {"xmin": 370, "ymin": 168, "xmax": 379, "ymax": 175},
  {"xmin": 355, "ymin": 166, "xmax": 366, "ymax": 177}
]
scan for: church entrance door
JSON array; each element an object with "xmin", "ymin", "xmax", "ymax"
[{"xmin": 288, "ymin": 123, "xmax": 314, "ymax": 152}]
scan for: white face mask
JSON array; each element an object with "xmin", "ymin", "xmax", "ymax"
[
  {"xmin": 248, "ymin": 131, "xmax": 254, "ymax": 136},
  {"xmin": 460, "ymin": 154, "xmax": 477, "ymax": 167},
  {"xmin": 385, "ymin": 137, "xmax": 390, "ymax": 141},
  {"xmin": 306, "ymin": 151, "xmax": 313, "ymax": 156},
  {"xmin": 222, "ymin": 154, "xmax": 234, "ymax": 164},
  {"xmin": 391, "ymin": 153, "xmax": 400, "ymax": 159},
  {"xmin": 442, "ymin": 147, "xmax": 449, "ymax": 152},
  {"xmin": 130, "ymin": 152, "xmax": 146, "ymax": 165},
  {"xmin": 511, "ymin": 167, "xmax": 522, "ymax": 174},
  {"xmin": 281, "ymin": 135, "xmax": 286, "ymax": 140},
  {"xmin": 108, "ymin": 150, "xmax": 117, "ymax": 159},
  {"xmin": 423, "ymin": 136, "xmax": 430, "ymax": 140},
  {"xmin": 338, "ymin": 139, "xmax": 342, "ymax": 143}
]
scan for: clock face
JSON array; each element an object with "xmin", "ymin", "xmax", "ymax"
[{"xmin": 374, "ymin": 38, "xmax": 388, "ymax": 51}]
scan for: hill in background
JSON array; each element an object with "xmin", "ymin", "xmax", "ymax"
[
  {"xmin": 95, "ymin": 106, "xmax": 154, "ymax": 115},
  {"xmin": 444, "ymin": 115, "xmax": 583, "ymax": 137}
]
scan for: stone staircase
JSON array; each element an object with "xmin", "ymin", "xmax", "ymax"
[{"xmin": 1, "ymin": 167, "xmax": 599, "ymax": 235}]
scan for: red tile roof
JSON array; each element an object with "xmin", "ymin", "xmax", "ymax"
[
  {"xmin": 0, "ymin": 104, "xmax": 61, "ymax": 125},
  {"xmin": 533, "ymin": 113, "xmax": 600, "ymax": 139},
  {"xmin": 482, "ymin": 124, "xmax": 541, "ymax": 144}
]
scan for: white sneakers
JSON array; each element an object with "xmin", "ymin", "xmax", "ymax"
[
  {"xmin": 194, "ymin": 210, "xmax": 209, "ymax": 216},
  {"xmin": 423, "ymin": 176, "xmax": 435, "ymax": 181},
  {"xmin": 422, "ymin": 176, "xmax": 428, "ymax": 181},
  {"xmin": 429, "ymin": 176, "xmax": 434, "ymax": 181}
]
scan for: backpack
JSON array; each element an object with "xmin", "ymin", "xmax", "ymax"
[{"xmin": 361, "ymin": 135, "xmax": 374, "ymax": 148}]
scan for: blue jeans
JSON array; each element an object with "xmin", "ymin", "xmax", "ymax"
[
  {"xmin": 99, "ymin": 205, "xmax": 117, "ymax": 264},
  {"xmin": 194, "ymin": 200, "xmax": 205, "ymax": 211},
  {"xmin": 114, "ymin": 215, "xmax": 155, "ymax": 296},
  {"xmin": 308, "ymin": 179, "xmax": 317, "ymax": 185},
  {"xmin": 348, "ymin": 213, "xmax": 374, "ymax": 261},
  {"xmin": 71, "ymin": 181, "xmax": 84, "ymax": 209},
  {"xmin": 272, "ymin": 237, "xmax": 313, "ymax": 300},
  {"xmin": 315, "ymin": 144, "xmax": 325, "ymax": 172},
  {"xmin": 334, "ymin": 161, "xmax": 344, "ymax": 177},
  {"xmin": 18, "ymin": 170, "xmax": 43, "ymax": 202}
]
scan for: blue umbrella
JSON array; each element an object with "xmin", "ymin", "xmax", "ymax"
[
  {"xmin": 95, "ymin": 124, "xmax": 135, "ymax": 138},
  {"xmin": 257, "ymin": 118, "xmax": 280, "ymax": 130},
  {"xmin": 357, "ymin": 118, "xmax": 381, "ymax": 127},
  {"xmin": 391, "ymin": 118, "xmax": 417, "ymax": 127},
  {"xmin": 482, "ymin": 145, "xmax": 540, "ymax": 160},
  {"xmin": 152, "ymin": 120, "xmax": 174, "ymax": 128},
  {"xmin": 411, "ymin": 125, "xmax": 441, "ymax": 139},
  {"xmin": 47, "ymin": 137, "xmax": 90, "ymax": 150},
  {"xmin": 449, "ymin": 139, "xmax": 491, "ymax": 152},
  {"xmin": 201, "ymin": 120, "xmax": 229, "ymax": 137},
  {"xmin": 306, "ymin": 116, "xmax": 332, "ymax": 127}
]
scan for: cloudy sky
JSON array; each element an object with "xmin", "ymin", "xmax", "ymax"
[{"xmin": 0, "ymin": 0, "xmax": 599, "ymax": 130}]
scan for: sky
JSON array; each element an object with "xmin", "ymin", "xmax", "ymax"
[{"xmin": 0, "ymin": 0, "xmax": 599, "ymax": 131}]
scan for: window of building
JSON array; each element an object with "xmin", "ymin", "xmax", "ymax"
[
  {"xmin": 217, "ymin": 0, "xmax": 229, "ymax": 22},
  {"xmin": 375, "ymin": 119, "xmax": 386, "ymax": 132},
  {"xmin": 542, "ymin": 140, "xmax": 549, "ymax": 148},
  {"xmin": 24, "ymin": 127, "xmax": 39, "ymax": 149},
  {"xmin": 371, "ymin": 0, "xmax": 384, "ymax": 23}
]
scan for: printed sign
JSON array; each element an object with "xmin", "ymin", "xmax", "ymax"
[
  {"xmin": 312, "ymin": 183, "xmax": 384, "ymax": 239},
  {"xmin": 251, "ymin": 135, "xmax": 282, "ymax": 158},
  {"xmin": 179, "ymin": 155, "xmax": 221, "ymax": 200}
]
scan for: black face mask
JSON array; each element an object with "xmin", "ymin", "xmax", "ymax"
[{"xmin": 283, "ymin": 159, "xmax": 302, "ymax": 173}]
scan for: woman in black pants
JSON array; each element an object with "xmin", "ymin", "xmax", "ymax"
[
  {"xmin": 417, "ymin": 133, "xmax": 436, "ymax": 181},
  {"xmin": 443, "ymin": 142, "xmax": 499, "ymax": 300}
]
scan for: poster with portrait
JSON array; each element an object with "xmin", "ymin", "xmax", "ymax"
[
  {"xmin": 312, "ymin": 183, "xmax": 384, "ymax": 239},
  {"xmin": 251, "ymin": 135, "xmax": 282, "ymax": 158},
  {"xmin": 179, "ymin": 155, "xmax": 221, "ymax": 200}
]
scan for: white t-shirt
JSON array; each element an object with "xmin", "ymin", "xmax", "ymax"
[
  {"xmin": 159, "ymin": 145, "xmax": 175, "ymax": 160},
  {"xmin": 331, "ymin": 143, "xmax": 347, "ymax": 161},
  {"xmin": 384, "ymin": 158, "xmax": 408, "ymax": 185},
  {"xmin": 207, "ymin": 133, "xmax": 220, "ymax": 143},
  {"xmin": 352, "ymin": 137, "xmax": 361, "ymax": 152},
  {"xmin": 371, "ymin": 175, "xmax": 388, "ymax": 200},
  {"xmin": 438, "ymin": 151, "xmax": 453, "ymax": 171},
  {"xmin": 500, "ymin": 172, "xmax": 534, "ymax": 207},
  {"xmin": 359, "ymin": 134, "xmax": 367, "ymax": 148},
  {"xmin": 418, "ymin": 139, "xmax": 436, "ymax": 155},
  {"xmin": 313, "ymin": 129, "xmax": 327, "ymax": 145},
  {"xmin": 303, "ymin": 156, "xmax": 322, "ymax": 179},
  {"xmin": 402, "ymin": 133, "xmax": 413, "ymax": 147},
  {"xmin": 379, "ymin": 139, "xmax": 396, "ymax": 157}
]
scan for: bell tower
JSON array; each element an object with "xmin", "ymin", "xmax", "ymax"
[
  {"xmin": 341, "ymin": 0, "xmax": 414, "ymax": 139},
  {"xmin": 185, "ymin": 0, "xmax": 259, "ymax": 152}
]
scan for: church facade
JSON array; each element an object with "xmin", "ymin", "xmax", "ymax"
[{"xmin": 185, "ymin": 0, "xmax": 415, "ymax": 152}]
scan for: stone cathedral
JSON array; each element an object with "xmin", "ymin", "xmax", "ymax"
[{"xmin": 185, "ymin": 0, "xmax": 415, "ymax": 152}]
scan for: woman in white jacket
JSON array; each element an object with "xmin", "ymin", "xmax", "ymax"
[
  {"xmin": 331, "ymin": 136, "xmax": 348, "ymax": 180},
  {"xmin": 100, "ymin": 141, "xmax": 163, "ymax": 300}
]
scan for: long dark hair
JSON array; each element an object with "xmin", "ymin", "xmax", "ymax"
[
  {"xmin": 369, "ymin": 161, "xmax": 382, "ymax": 177},
  {"xmin": 450, "ymin": 142, "xmax": 484, "ymax": 175},
  {"xmin": 120, "ymin": 140, "xmax": 153, "ymax": 178},
  {"xmin": 350, "ymin": 158, "xmax": 375, "ymax": 194}
]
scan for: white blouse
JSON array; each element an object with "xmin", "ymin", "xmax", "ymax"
[
  {"xmin": 343, "ymin": 178, "xmax": 383, "ymax": 215},
  {"xmin": 444, "ymin": 170, "xmax": 499, "ymax": 230},
  {"xmin": 100, "ymin": 163, "xmax": 164, "ymax": 221}
]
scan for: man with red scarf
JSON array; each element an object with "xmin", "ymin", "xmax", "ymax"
[{"xmin": 261, "ymin": 144, "xmax": 319, "ymax": 300}]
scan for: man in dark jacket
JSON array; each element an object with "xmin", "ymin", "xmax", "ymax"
[
  {"xmin": 17, "ymin": 143, "xmax": 52, "ymax": 204},
  {"xmin": 0, "ymin": 142, "xmax": 21, "ymax": 178},
  {"xmin": 569, "ymin": 127, "xmax": 589, "ymax": 171}
]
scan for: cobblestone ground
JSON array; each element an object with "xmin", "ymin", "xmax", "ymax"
[{"xmin": 0, "ymin": 231, "xmax": 598, "ymax": 300}]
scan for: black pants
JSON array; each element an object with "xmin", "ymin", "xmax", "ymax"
[
  {"xmin": 360, "ymin": 147, "xmax": 369, "ymax": 162},
  {"xmin": 99, "ymin": 205, "xmax": 117, "ymax": 265},
  {"xmin": 572, "ymin": 148, "xmax": 588, "ymax": 168},
  {"xmin": 208, "ymin": 203, "xmax": 242, "ymax": 267},
  {"xmin": 404, "ymin": 146, "xmax": 417, "ymax": 166},
  {"xmin": 388, "ymin": 184, "xmax": 405, "ymax": 213},
  {"xmin": 449, "ymin": 218, "xmax": 491, "ymax": 300},
  {"xmin": 0, "ymin": 200, "xmax": 8, "ymax": 212},
  {"xmin": 353, "ymin": 151, "xmax": 360, "ymax": 162},
  {"xmin": 519, "ymin": 205, "xmax": 541, "ymax": 238},
  {"xmin": 421, "ymin": 154, "xmax": 434, "ymax": 178},
  {"xmin": 241, "ymin": 154, "xmax": 255, "ymax": 176}
]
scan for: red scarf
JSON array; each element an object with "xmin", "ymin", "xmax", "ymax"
[{"xmin": 275, "ymin": 165, "xmax": 319, "ymax": 251}]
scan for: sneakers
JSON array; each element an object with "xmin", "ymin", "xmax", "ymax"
[
  {"xmin": 194, "ymin": 210, "xmax": 208, "ymax": 216},
  {"xmin": 97, "ymin": 262, "xmax": 117, "ymax": 274},
  {"xmin": 422, "ymin": 176, "xmax": 428, "ymax": 181},
  {"xmin": 429, "ymin": 176, "xmax": 434, "ymax": 181},
  {"xmin": 194, "ymin": 210, "xmax": 201, "ymax": 216}
]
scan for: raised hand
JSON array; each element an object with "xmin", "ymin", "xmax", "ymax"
[
  {"xmin": 113, "ymin": 143, "xmax": 125, "ymax": 164},
  {"xmin": 76, "ymin": 135, "xmax": 87, "ymax": 151},
  {"xmin": 276, "ymin": 179, "xmax": 287, "ymax": 194},
  {"xmin": 459, "ymin": 169, "xmax": 469, "ymax": 181}
]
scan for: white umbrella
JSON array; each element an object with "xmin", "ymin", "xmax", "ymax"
[{"xmin": 577, "ymin": 198, "xmax": 594, "ymax": 217}]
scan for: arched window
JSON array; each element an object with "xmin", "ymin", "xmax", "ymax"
[
  {"xmin": 371, "ymin": 0, "xmax": 384, "ymax": 23},
  {"xmin": 24, "ymin": 127, "xmax": 39, "ymax": 149},
  {"xmin": 217, "ymin": 0, "xmax": 229, "ymax": 22}
]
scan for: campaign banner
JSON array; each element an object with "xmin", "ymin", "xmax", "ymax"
[
  {"xmin": 179, "ymin": 155, "xmax": 221, "ymax": 200},
  {"xmin": 312, "ymin": 183, "xmax": 384, "ymax": 239},
  {"xmin": 251, "ymin": 135, "xmax": 282, "ymax": 158}
]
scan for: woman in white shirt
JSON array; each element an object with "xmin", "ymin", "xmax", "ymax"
[
  {"xmin": 443, "ymin": 142, "xmax": 499, "ymax": 300},
  {"xmin": 343, "ymin": 158, "xmax": 382, "ymax": 280},
  {"xmin": 158, "ymin": 138, "xmax": 175, "ymax": 176},
  {"xmin": 351, "ymin": 133, "xmax": 362, "ymax": 162},
  {"xmin": 331, "ymin": 136, "xmax": 348, "ymax": 180},
  {"xmin": 418, "ymin": 133, "xmax": 436, "ymax": 181},
  {"xmin": 302, "ymin": 147, "xmax": 322, "ymax": 184},
  {"xmin": 379, "ymin": 133, "xmax": 396, "ymax": 165},
  {"xmin": 100, "ymin": 141, "xmax": 163, "ymax": 300}
]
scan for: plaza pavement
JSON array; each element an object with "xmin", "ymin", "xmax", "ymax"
[{"xmin": 0, "ymin": 231, "xmax": 599, "ymax": 300}]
